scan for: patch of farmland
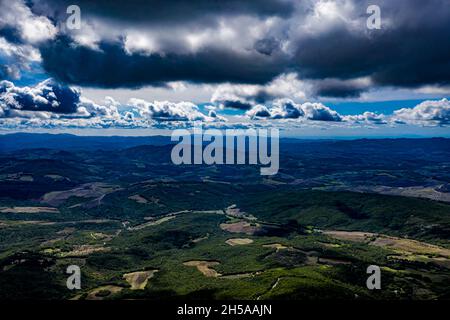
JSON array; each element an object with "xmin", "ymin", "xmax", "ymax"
[
  {"xmin": 183, "ymin": 260, "xmax": 221, "ymax": 277},
  {"xmin": 123, "ymin": 270, "xmax": 158, "ymax": 290},
  {"xmin": 225, "ymin": 238, "xmax": 254, "ymax": 246},
  {"xmin": 41, "ymin": 182, "xmax": 121, "ymax": 206},
  {"xmin": 220, "ymin": 221, "xmax": 261, "ymax": 235},
  {"xmin": 0, "ymin": 206, "xmax": 59, "ymax": 214}
]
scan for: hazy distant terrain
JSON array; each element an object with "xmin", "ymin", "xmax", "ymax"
[{"xmin": 0, "ymin": 134, "xmax": 449, "ymax": 300}]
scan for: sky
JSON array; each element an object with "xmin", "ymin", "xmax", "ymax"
[{"xmin": 0, "ymin": 0, "xmax": 449, "ymax": 137}]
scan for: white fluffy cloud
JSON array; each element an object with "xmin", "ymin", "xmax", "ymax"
[
  {"xmin": 0, "ymin": 36, "xmax": 42, "ymax": 80},
  {"xmin": 246, "ymin": 99, "xmax": 342, "ymax": 122},
  {"xmin": 77, "ymin": 96, "xmax": 121, "ymax": 119},
  {"xmin": 0, "ymin": 79, "xmax": 228, "ymax": 128},
  {"xmin": 128, "ymin": 99, "xmax": 219, "ymax": 122},
  {"xmin": 301, "ymin": 102, "xmax": 342, "ymax": 121},
  {"xmin": 211, "ymin": 73, "xmax": 309, "ymax": 109},
  {"xmin": 343, "ymin": 112, "xmax": 387, "ymax": 125},
  {"xmin": 245, "ymin": 104, "xmax": 272, "ymax": 119},
  {"xmin": 1, "ymin": 79, "xmax": 449, "ymax": 130},
  {"xmin": 393, "ymin": 98, "xmax": 450, "ymax": 125},
  {"xmin": 0, "ymin": 0, "xmax": 57, "ymax": 80},
  {"xmin": 0, "ymin": 0, "xmax": 56, "ymax": 44}
]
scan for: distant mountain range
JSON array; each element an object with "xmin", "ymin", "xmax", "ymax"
[
  {"xmin": 1, "ymin": 132, "xmax": 449, "ymax": 153},
  {"xmin": 0, "ymin": 133, "xmax": 173, "ymax": 152}
]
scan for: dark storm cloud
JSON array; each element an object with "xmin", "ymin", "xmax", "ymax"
[
  {"xmin": 315, "ymin": 85, "xmax": 364, "ymax": 99},
  {"xmin": 40, "ymin": 36, "xmax": 287, "ymax": 88},
  {"xmin": 221, "ymin": 100, "xmax": 254, "ymax": 110},
  {"xmin": 32, "ymin": 0, "xmax": 294, "ymax": 26},
  {"xmin": 254, "ymin": 37, "xmax": 281, "ymax": 56},
  {"xmin": 294, "ymin": 26, "xmax": 450, "ymax": 88},
  {"xmin": 6, "ymin": 0, "xmax": 450, "ymax": 94},
  {"xmin": 313, "ymin": 79, "xmax": 368, "ymax": 98},
  {"xmin": 293, "ymin": 0, "xmax": 450, "ymax": 88},
  {"xmin": 28, "ymin": 0, "xmax": 294, "ymax": 88}
]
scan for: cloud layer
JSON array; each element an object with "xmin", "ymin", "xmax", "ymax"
[
  {"xmin": 1, "ymin": 0, "xmax": 449, "ymax": 133},
  {"xmin": 0, "ymin": 79, "xmax": 80, "ymax": 117},
  {"xmin": 1, "ymin": 0, "xmax": 450, "ymax": 98},
  {"xmin": 0, "ymin": 79, "xmax": 225, "ymax": 129},
  {"xmin": 1, "ymin": 79, "xmax": 448, "ymax": 130},
  {"xmin": 393, "ymin": 99, "xmax": 450, "ymax": 125},
  {"xmin": 246, "ymin": 99, "xmax": 342, "ymax": 121}
]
